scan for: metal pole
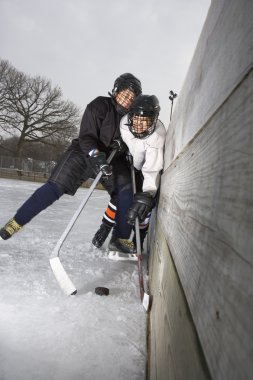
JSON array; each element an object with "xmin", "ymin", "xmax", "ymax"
[{"xmin": 169, "ymin": 90, "xmax": 178, "ymax": 121}]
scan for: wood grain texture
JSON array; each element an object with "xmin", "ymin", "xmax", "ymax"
[
  {"xmin": 164, "ymin": 0, "xmax": 253, "ymax": 169},
  {"xmin": 148, "ymin": 221, "xmax": 211, "ymax": 380},
  {"xmin": 158, "ymin": 70, "xmax": 253, "ymax": 380}
]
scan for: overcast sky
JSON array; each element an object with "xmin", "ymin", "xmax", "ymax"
[{"xmin": 0, "ymin": 0, "xmax": 210, "ymax": 126}]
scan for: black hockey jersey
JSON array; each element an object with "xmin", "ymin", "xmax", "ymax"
[{"xmin": 70, "ymin": 96, "xmax": 121, "ymax": 155}]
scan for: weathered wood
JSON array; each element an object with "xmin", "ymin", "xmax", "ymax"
[
  {"xmin": 148, "ymin": 221, "xmax": 211, "ymax": 380},
  {"xmin": 164, "ymin": 0, "xmax": 253, "ymax": 169},
  {"xmin": 158, "ymin": 69, "xmax": 253, "ymax": 380}
]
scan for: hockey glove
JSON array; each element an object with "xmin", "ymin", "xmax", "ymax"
[
  {"xmin": 110, "ymin": 137, "xmax": 128, "ymax": 154},
  {"xmin": 89, "ymin": 152, "xmax": 112, "ymax": 176},
  {"xmin": 127, "ymin": 192, "xmax": 154, "ymax": 225},
  {"xmin": 125, "ymin": 151, "xmax": 133, "ymax": 165}
]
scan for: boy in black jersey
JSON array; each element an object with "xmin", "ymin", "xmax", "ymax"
[{"xmin": 0, "ymin": 73, "xmax": 141, "ymax": 251}]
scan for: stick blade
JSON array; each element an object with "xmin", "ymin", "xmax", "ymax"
[
  {"xmin": 50, "ymin": 257, "xmax": 77, "ymax": 296},
  {"xmin": 142, "ymin": 292, "xmax": 150, "ymax": 312}
]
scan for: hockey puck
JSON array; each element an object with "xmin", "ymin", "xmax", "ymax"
[{"xmin": 95, "ymin": 287, "xmax": 109, "ymax": 296}]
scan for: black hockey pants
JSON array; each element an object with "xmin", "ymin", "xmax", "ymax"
[{"xmin": 14, "ymin": 149, "xmax": 133, "ymax": 238}]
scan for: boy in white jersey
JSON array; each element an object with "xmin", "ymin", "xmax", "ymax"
[{"xmin": 92, "ymin": 94, "xmax": 166, "ymax": 253}]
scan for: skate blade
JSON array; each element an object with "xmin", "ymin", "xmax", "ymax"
[{"xmin": 108, "ymin": 251, "xmax": 138, "ymax": 262}]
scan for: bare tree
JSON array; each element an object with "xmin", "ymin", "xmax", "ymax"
[
  {"xmin": 0, "ymin": 60, "xmax": 10, "ymax": 115},
  {"xmin": 0, "ymin": 59, "xmax": 80, "ymax": 155}
]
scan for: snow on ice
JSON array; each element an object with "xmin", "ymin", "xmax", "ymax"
[{"xmin": 0, "ymin": 178, "xmax": 147, "ymax": 380}]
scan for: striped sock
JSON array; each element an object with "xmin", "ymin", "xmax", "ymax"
[{"xmin": 102, "ymin": 199, "xmax": 117, "ymax": 228}]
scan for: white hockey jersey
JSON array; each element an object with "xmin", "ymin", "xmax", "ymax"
[{"xmin": 120, "ymin": 114, "xmax": 166, "ymax": 195}]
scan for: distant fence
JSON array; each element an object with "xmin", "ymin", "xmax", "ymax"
[
  {"xmin": 0, "ymin": 155, "xmax": 104, "ymax": 190},
  {"xmin": 0, "ymin": 155, "xmax": 55, "ymax": 174},
  {"xmin": 0, "ymin": 167, "xmax": 50, "ymax": 183}
]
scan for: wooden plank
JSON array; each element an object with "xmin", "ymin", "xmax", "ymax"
[
  {"xmin": 148, "ymin": 221, "xmax": 211, "ymax": 380},
  {"xmin": 164, "ymin": 0, "xmax": 253, "ymax": 169},
  {"xmin": 158, "ymin": 70, "xmax": 253, "ymax": 380}
]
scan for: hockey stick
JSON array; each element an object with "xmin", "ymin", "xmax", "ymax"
[
  {"xmin": 50, "ymin": 149, "xmax": 117, "ymax": 296},
  {"xmin": 130, "ymin": 158, "xmax": 150, "ymax": 312}
]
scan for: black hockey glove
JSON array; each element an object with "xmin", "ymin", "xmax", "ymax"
[
  {"xmin": 89, "ymin": 152, "xmax": 112, "ymax": 177},
  {"xmin": 127, "ymin": 192, "xmax": 154, "ymax": 225},
  {"xmin": 125, "ymin": 152, "xmax": 133, "ymax": 165},
  {"xmin": 110, "ymin": 137, "xmax": 128, "ymax": 154}
]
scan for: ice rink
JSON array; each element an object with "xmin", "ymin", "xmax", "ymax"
[{"xmin": 0, "ymin": 178, "xmax": 147, "ymax": 380}]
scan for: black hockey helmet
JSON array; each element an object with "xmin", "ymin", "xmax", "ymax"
[
  {"xmin": 128, "ymin": 95, "xmax": 160, "ymax": 138},
  {"xmin": 112, "ymin": 73, "xmax": 142, "ymax": 97}
]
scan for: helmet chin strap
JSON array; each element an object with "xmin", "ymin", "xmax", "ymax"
[{"xmin": 116, "ymin": 103, "xmax": 128, "ymax": 115}]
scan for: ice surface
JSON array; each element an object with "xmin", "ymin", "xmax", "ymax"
[{"xmin": 0, "ymin": 179, "xmax": 147, "ymax": 380}]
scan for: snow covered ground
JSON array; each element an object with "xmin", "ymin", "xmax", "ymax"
[{"xmin": 0, "ymin": 178, "xmax": 147, "ymax": 380}]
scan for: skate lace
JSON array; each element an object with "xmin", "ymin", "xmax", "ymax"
[
  {"xmin": 118, "ymin": 239, "xmax": 135, "ymax": 249},
  {"xmin": 5, "ymin": 219, "xmax": 22, "ymax": 235}
]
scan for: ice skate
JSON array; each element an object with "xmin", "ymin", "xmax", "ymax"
[
  {"xmin": 92, "ymin": 223, "xmax": 112, "ymax": 248},
  {"xmin": 108, "ymin": 236, "xmax": 138, "ymax": 261},
  {"xmin": 0, "ymin": 218, "xmax": 22, "ymax": 240}
]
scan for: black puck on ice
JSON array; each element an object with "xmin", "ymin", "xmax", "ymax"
[{"xmin": 95, "ymin": 287, "xmax": 109, "ymax": 296}]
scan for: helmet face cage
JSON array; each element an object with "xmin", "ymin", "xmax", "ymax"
[
  {"xmin": 128, "ymin": 112, "xmax": 158, "ymax": 139},
  {"xmin": 127, "ymin": 95, "xmax": 160, "ymax": 139},
  {"xmin": 115, "ymin": 89, "xmax": 136, "ymax": 111}
]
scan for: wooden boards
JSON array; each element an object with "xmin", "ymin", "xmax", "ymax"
[
  {"xmin": 148, "ymin": 221, "xmax": 211, "ymax": 380},
  {"xmin": 157, "ymin": 70, "xmax": 253, "ymax": 380}
]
